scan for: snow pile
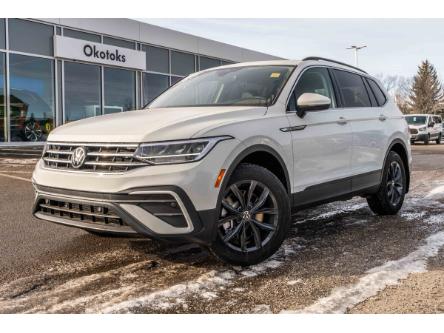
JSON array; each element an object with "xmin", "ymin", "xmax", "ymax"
[{"xmin": 282, "ymin": 231, "xmax": 444, "ymax": 314}]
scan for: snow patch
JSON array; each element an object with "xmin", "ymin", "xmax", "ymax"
[
  {"xmin": 426, "ymin": 185, "xmax": 444, "ymax": 198},
  {"xmin": 93, "ymin": 238, "xmax": 305, "ymax": 313},
  {"xmin": 424, "ymin": 214, "xmax": 444, "ymax": 225},
  {"xmin": 400, "ymin": 211, "xmax": 426, "ymax": 221},
  {"xmin": 281, "ymin": 231, "xmax": 444, "ymax": 314},
  {"xmin": 287, "ymin": 279, "xmax": 302, "ymax": 286},
  {"xmin": 251, "ymin": 304, "xmax": 272, "ymax": 313}
]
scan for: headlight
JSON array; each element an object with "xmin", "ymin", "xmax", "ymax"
[
  {"xmin": 134, "ymin": 136, "xmax": 233, "ymax": 165},
  {"xmin": 419, "ymin": 126, "xmax": 427, "ymax": 132}
]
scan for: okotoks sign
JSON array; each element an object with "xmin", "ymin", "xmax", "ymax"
[{"xmin": 54, "ymin": 35, "xmax": 146, "ymax": 70}]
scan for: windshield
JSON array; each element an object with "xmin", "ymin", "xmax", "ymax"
[
  {"xmin": 405, "ymin": 116, "xmax": 427, "ymax": 125},
  {"xmin": 148, "ymin": 65, "xmax": 294, "ymax": 108}
]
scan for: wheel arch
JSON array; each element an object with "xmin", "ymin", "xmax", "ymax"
[{"xmin": 222, "ymin": 144, "xmax": 291, "ymax": 195}]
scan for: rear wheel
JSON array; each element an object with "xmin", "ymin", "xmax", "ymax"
[
  {"xmin": 367, "ymin": 151, "xmax": 406, "ymax": 215},
  {"xmin": 211, "ymin": 164, "xmax": 291, "ymax": 266}
]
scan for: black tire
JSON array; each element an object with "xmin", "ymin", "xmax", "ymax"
[
  {"xmin": 424, "ymin": 134, "xmax": 430, "ymax": 145},
  {"xmin": 436, "ymin": 133, "xmax": 442, "ymax": 144},
  {"xmin": 210, "ymin": 163, "xmax": 291, "ymax": 266},
  {"xmin": 367, "ymin": 151, "xmax": 406, "ymax": 215}
]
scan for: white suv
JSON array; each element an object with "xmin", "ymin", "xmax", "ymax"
[
  {"xmin": 405, "ymin": 114, "xmax": 443, "ymax": 144},
  {"xmin": 32, "ymin": 57, "xmax": 411, "ymax": 265}
]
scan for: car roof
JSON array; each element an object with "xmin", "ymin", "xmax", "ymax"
[{"xmin": 218, "ymin": 59, "xmax": 369, "ymax": 77}]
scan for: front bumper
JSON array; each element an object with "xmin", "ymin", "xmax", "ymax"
[
  {"xmin": 410, "ymin": 133, "xmax": 428, "ymax": 142},
  {"xmin": 32, "ymin": 184, "xmax": 217, "ymax": 244}
]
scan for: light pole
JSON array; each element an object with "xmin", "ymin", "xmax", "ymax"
[{"xmin": 347, "ymin": 45, "xmax": 367, "ymax": 67}]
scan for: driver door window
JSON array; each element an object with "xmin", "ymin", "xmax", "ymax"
[{"xmin": 288, "ymin": 67, "xmax": 336, "ymax": 111}]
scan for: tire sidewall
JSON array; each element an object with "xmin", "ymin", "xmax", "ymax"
[{"xmin": 210, "ymin": 164, "xmax": 290, "ymax": 266}]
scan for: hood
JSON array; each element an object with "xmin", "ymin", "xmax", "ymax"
[{"xmin": 48, "ymin": 106, "xmax": 266, "ymax": 143}]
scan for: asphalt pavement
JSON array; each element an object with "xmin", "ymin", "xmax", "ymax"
[{"xmin": 0, "ymin": 143, "xmax": 443, "ymax": 313}]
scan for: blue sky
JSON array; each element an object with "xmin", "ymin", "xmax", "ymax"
[{"xmin": 139, "ymin": 19, "xmax": 444, "ymax": 78}]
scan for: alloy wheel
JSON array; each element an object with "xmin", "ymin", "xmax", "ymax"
[
  {"xmin": 386, "ymin": 161, "xmax": 403, "ymax": 206},
  {"xmin": 218, "ymin": 180, "xmax": 279, "ymax": 253},
  {"xmin": 24, "ymin": 122, "xmax": 43, "ymax": 142}
]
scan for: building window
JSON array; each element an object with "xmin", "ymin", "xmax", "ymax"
[
  {"xmin": 143, "ymin": 45, "xmax": 169, "ymax": 74},
  {"xmin": 142, "ymin": 73, "xmax": 169, "ymax": 106},
  {"xmin": 0, "ymin": 19, "xmax": 5, "ymax": 50},
  {"xmin": 9, "ymin": 54, "xmax": 55, "ymax": 142},
  {"xmin": 221, "ymin": 60, "xmax": 233, "ymax": 66},
  {"xmin": 104, "ymin": 67, "xmax": 136, "ymax": 114},
  {"xmin": 199, "ymin": 56, "xmax": 220, "ymax": 70},
  {"xmin": 171, "ymin": 51, "xmax": 195, "ymax": 76},
  {"xmin": 63, "ymin": 28, "xmax": 101, "ymax": 43},
  {"xmin": 103, "ymin": 36, "xmax": 135, "ymax": 50},
  {"xmin": 170, "ymin": 76, "xmax": 183, "ymax": 86},
  {"xmin": 0, "ymin": 52, "xmax": 5, "ymax": 142},
  {"xmin": 8, "ymin": 19, "xmax": 54, "ymax": 56},
  {"xmin": 64, "ymin": 62, "xmax": 101, "ymax": 122}
]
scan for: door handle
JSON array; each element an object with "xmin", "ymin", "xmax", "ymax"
[
  {"xmin": 379, "ymin": 114, "xmax": 387, "ymax": 121},
  {"xmin": 337, "ymin": 117, "xmax": 347, "ymax": 125}
]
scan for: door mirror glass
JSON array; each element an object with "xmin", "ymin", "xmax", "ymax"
[{"xmin": 297, "ymin": 93, "xmax": 331, "ymax": 116}]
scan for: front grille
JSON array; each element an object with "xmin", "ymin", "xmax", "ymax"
[
  {"xmin": 409, "ymin": 128, "xmax": 418, "ymax": 134},
  {"xmin": 43, "ymin": 143, "xmax": 147, "ymax": 173},
  {"xmin": 36, "ymin": 198, "xmax": 125, "ymax": 227}
]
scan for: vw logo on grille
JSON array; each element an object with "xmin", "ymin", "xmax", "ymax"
[{"xmin": 71, "ymin": 147, "xmax": 87, "ymax": 169}]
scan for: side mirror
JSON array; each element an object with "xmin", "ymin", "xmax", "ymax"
[
  {"xmin": 429, "ymin": 122, "xmax": 435, "ymax": 128},
  {"xmin": 296, "ymin": 93, "xmax": 331, "ymax": 118}
]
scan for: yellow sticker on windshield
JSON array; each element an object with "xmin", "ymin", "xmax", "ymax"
[{"xmin": 270, "ymin": 72, "xmax": 281, "ymax": 78}]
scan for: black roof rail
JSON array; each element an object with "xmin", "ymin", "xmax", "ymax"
[{"xmin": 302, "ymin": 56, "xmax": 368, "ymax": 74}]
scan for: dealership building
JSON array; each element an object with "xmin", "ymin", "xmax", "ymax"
[{"xmin": 0, "ymin": 18, "xmax": 279, "ymax": 145}]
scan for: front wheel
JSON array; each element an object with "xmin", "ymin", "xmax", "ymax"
[
  {"xmin": 210, "ymin": 163, "xmax": 291, "ymax": 266},
  {"xmin": 367, "ymin": 151, "xmax": 406, "ymax": 215},
  {"xmin": 436, "ymin": 133, "xmax": 442, "ymax": 144},
  {"xmin": 424, "ymin": 134, "xmax": 430, "ymax": 145}
]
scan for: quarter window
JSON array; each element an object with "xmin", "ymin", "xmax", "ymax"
[
  {"xmin": 288, "ymin": 67, "xmax": 336, "ymax": 111},
  {"xmin": 367, "ymin": 78, "xmax": 387, "ymax": 106},
  {"xmin": 333, "ymin": 69, "xmax": 371, "ymax": 108}
]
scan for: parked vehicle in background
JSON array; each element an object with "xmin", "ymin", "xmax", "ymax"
[
  {"xmin": 32, "ymin": 57, "xmax": 411, "ymax": 265},
  {"xmin": 405, "ymin": 114, "xmax": 442, "ymax": 144}
]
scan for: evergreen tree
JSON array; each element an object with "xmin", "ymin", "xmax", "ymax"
[{"xmin": 408, "ymin": 60, "xmax": 444, "ymax": 114}]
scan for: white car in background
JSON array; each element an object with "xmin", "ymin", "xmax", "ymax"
[
  {"xmin": 405, "ymin": 114, "xmax": 443, "ymax": 144},
  {"xmin": 32, "ymin": 57, "xmax": 411, "ymax": 265}
]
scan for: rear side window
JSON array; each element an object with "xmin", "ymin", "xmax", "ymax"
[
  {"xmin": 333, "ymin": 69, "xmax": 371, "ymax": 108},
  {"xmin": 367, "ymin": 78, "xmax": 387, "ymax": 106}
]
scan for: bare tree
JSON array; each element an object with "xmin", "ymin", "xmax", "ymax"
[{"xmin": 375, "ymin": 74, "xmax": 413, "ymax": 113}]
